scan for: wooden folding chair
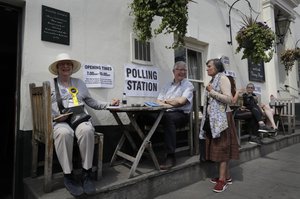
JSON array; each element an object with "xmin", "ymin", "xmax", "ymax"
[
  {"xmin": 144, "ymin": 90, "xmax": 197, "ymax": 155},
  {"xmin": 273, "ymin": 98, "xmax": 296, "ymax": 134},
  {"xmin": 29, "ymin": 81, "xmax": 103, "ymax": 192}
]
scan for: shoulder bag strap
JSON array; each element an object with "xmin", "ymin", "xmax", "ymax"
[{"xmin": 54, "ymin": 78, "xmax": 64, "ymax": 113}]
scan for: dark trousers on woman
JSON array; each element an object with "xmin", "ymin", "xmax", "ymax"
[{"xmin": 137, "ymin": 111, "xmax": 189, "ymax": 155}]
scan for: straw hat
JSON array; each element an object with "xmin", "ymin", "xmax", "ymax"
[{"xmin": 49, "ymin": 53, "xmax": 81, "ymax": 75}]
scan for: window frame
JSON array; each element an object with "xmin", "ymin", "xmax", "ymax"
[
  {"xmin": 175, "ymin": 42, "xmax": 206, "ymax": 106},
  {"xmin": 130, "ymin": 33, "xmax": 153, "ymax": 66},
  {"xmin": 175, "ymin": 43, "xmax": 205, "ymax": 84}
]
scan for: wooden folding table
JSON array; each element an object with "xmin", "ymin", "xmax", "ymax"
[{"xmin": 107, "ymin": 106, "xmax": 166, "ymax": 178}]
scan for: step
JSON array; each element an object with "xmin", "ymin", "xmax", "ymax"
[{"xmin": 23, "ymin": 131, "xmax": 300, "ymax": 199}]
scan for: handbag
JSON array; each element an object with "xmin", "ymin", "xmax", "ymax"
[
  {"xmin": 202, "ymin": 96, "xmax": 211, "ymax": 134},
  {"xmin": 54, "ymin": 78, "xmax": 91, "ymax": 129},
  {"xmin": 233, "ymin": 108, "xmax": 252, "ymax": 120},
  {"xmin": 199, "ymin": 98, "xmax": 210, "ymax": 162},
  {"xmin": 203, "ymin": 116, "xmax": 211, "ymax": 133},
  {"xmin": 62, "ymin": 105, "xmax": 91, "ymax": 129}
]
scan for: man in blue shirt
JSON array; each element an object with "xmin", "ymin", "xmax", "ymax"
[{"xmin": 139, "ymin": 61, "xmax": 194, "ymax": 170}]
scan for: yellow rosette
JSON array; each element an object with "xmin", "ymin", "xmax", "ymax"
[{"xmin": 68, "ymin": 87, "xmax": 79, "ymax": 106}]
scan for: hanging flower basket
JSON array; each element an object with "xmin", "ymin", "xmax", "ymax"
[
  {"xmin": 280, "ymin": 48, "xmax": 300, "ymax": 75},
  {"xmin": 235, "ymin": 16, "xmax": 275, "ymax": 64},
  {"xmin": 294, "ymin": 48, "xmax": 300, "ymax": 61},
  {"xmin": 129, "ymin": 0, "xmax": 193, "ymax": 48}
]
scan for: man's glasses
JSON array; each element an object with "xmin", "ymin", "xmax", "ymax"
[
  {"xmin": 247, "ymin": 86, "xmax": 254, "ymax": 89},
  {"xmin": 175, "ymin": 68, "xmax": 187, "ymax": 72}
]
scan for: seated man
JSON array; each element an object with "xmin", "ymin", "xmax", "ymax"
[
  {"xmin": 138, "ymin": 61, "xmax": 194, "ymax": 170},
  {"xmin": 233, "ymin": 83, "xmax": 275, "ymax": 133}
]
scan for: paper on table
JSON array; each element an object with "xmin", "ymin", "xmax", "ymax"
[
  {"xmin": 53, "ymin": 112, "xmax": 73, "ymax": 121},
  {"xmin": 107, "ymin": 105, "xmax": 122, "ymax": 109},
  {"xmin": 144, "ymin": 101, "xmax": 161, "ymax": 107}
]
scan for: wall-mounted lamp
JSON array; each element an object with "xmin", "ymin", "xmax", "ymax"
[
  {"xmin": 275, "ymin": 12, "xmax": 291, "ymax": 45},
  {"xmin": 226, "ymin": 0, "xmax": 253, "ymax": 45},
  {"xmin": 295, "ymin": 39, "xmax": 300, "ymax": 49}
]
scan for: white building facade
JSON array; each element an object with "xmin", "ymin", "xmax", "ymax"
[
  {"xmin": 1, "ymin": 0, "xmax": 300, "ymax": 198},
  {"xmin": 3, "ymin": 0, "xmax": 300, "ymax": 129}
]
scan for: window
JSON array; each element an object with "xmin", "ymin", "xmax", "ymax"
[
  {"xmin": 130, "ymin": 33, "xmax": 153, "ymax": 65},
  {"xmin": 175, "ymin": 46, "xmax": 205, "ymax": 105},
  {"xmin": 175, "ymin": 47, "xmax": 204, "ymax": 81}
]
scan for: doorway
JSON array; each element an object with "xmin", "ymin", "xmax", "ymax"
[{"xmin": 0, "ymin": 3, "xmax": 20, "ymax": 199}]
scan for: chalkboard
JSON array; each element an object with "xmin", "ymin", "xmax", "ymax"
[
  {"xmin": 248, "ymin": 59, "xmax": 265, "ymax": 82},
  {"xmin": 41, "ymin": 5, "xmax": 70, "ymax": 45}
]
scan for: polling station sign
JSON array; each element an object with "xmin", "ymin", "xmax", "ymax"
[
  {"xmin": 83, "ymin": 64, "xmax": 114, "ymax": 88},
  {"xmin": 124, "ymin": 64, "xmax": 159, "ymax": 97}
]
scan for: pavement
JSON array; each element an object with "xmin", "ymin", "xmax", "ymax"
[
  {"xmin": 24, "ymin": 130, "xmax": 300, "ymax": 199},
  {"xmin": 155, "ymin": 142, "xmax": 300, "ymax": 199}
]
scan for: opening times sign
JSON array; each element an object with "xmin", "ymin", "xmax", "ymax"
[
  {"xmin": 124, "ymin": 64, "xmax": 159, "ymax": 97},
  {"xmin": 83, "ymin": 64, "xmax": 114, "ymax": 88},
  {"xmin": 41, "ymin": 5, "xmax": 70, "ymax": 45}
]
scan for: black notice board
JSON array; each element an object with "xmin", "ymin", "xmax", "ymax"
[
  {"xmin": 248, "ymin": 59, "xmax": 265, "ymax": 82},
  {"xmin": 41, "ymin": 5, "xmax": 70, "ymax": 45}
]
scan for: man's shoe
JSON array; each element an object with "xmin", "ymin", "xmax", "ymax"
[
  {"xmin": 159, "ymin": 155, "xmax": 176, "ymax": 170},
  {"xmin": 64, "ymin": 174, "xmax": 84, "ymax": 197},
  {"xmin": 82, "ymin": 170, "xmax": 96, "ymax": 195},
  {"xmin": 210, "ymin": 177, "xmax": 232, "ymax": 185},
  {"xmin": 258, "ymin": 125, "xmax": 274, "ymax": 133},
  {"xmin": 249, "ymin": 137, "xmax": 262, "ymax": 145},
  {"xmin": 268, "ymin": 128, "xmax": 278, "ymax": 136},
  {"xmin": 213, "ymin": 180, "xmax": 228, "ymax": 193}
]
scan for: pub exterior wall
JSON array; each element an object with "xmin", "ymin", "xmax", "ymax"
[{"xmin": 14, "ymin": 0, "xmax": 300, "ymax": 130}]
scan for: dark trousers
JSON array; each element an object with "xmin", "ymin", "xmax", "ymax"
[
  {"xmin": 137, "ymin": 111, "xmax": 189, "ymax": 154},
  {"xmin": 247, "ymin": 104, "xmax": 264, "ymax": 122}
]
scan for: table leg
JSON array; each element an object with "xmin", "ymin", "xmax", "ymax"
[
  {"xmin": 127, "ymin": 112, "xmax": 145, "ymax": 140},
  {"xmin": 280, "ymin": 116, "xmax": 286, "ymax": 135},
  {"xmin": 275, "ymin": 115, "xmax": 285, "ymax": 136},
  {"xmin": 110, "ymin": 134, "xmax": 125, "ymax": 166},
  {"xmin": 111, "ymin": 112, "xmax": 138, "ymax": 149},
  {"xmin": 128, "ymin": 110, "xmax": 164, "ymax": 178},
  {"xmin": 110, "ymin": 112, "xmax": 138, "ymax": 166}
]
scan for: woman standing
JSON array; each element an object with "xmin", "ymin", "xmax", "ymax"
[{"xmin": 199, "ymin": 58, "xmax": 239, "ymax": 193}]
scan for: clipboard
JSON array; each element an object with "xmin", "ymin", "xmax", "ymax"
[{"xmin": 53, "ymin": 112, "xmax": 73, "ymax": 122}]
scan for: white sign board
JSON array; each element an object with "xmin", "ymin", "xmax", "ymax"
[
  {"xmin": 124, "ymin": 64, "xmax": 159, "ymax": 97},
  {"xmin": 83, "ymin": 64, "xmax": 114, "ymax": 88},
  {"xmin": 224, "ymin": 70, "xmax": 236, "ymax": 77},
  {"xmin": 253, "ymin": 84, "xmax": 261, "ymax": 95}
]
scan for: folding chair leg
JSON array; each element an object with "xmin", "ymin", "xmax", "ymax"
[
  {"xmin": 235, "ymin": 120, "xmax": 241, "ymax": 146},
  {"xmin": 44, "ymin": 138, "xmax": 54, "ymax": 193},
  {"xmin": 95, "ymin": 132, "xmax": 104, "ymax": 180},
  {"xmin": 188, "ymin": 124, "xmax": 193, "ymax": 155},
  {"xmin": 31, "ymin": 140, "xmax": 38, "ymax": 177}
]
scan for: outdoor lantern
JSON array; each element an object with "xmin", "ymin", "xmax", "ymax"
[{"xmin": 275, "ymin": 12, "xmax": 291, "ymax": 45}]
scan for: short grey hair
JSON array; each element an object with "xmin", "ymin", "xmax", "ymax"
[
  {"xmin": 246, "ymin": 83, "xmax": 255, "ymax": 88},
  {"xmin": 173, "ymin": 61, "xmax": 187, "ymax": 69}
]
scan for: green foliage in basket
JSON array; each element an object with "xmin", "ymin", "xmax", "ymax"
[
  {"xmin": 129, "ymin": 0, "xmax": 193, "ymax": 48},
  {"xmin": 235, "ymin": 16, "xmax": 275, "ymax": 64}
]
